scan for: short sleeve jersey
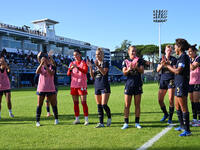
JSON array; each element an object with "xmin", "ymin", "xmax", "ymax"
[
  {"xmin": 175, "ymin": 52, "xmax": 190, "ymax": 86},
  {"xmin": 94, "ymin": 61, "xmax": 110, "ymax": 89},
  {"xmin": 122, "ymin": 58, "xmax": 144, "ymax": 87},
  {"xmin": 160, "ymin": 56, "xmax": 177, "ymax": 80}
]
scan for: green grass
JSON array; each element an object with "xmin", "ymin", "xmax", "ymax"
[{"xmin": 0, "ymin": 83, "xmax": 199, "ymax": 150}]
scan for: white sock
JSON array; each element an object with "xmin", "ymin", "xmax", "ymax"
[
  {"xmin": 85, "ymin": 116, "xmax": 88, "ymax": 122},
  {"xmin": 9, "ymin": 109, "xmax": 12, "ymax": 114},
  {"xmin": 75, "ymin": 117, "xmax": 79, "ymax": 121}
]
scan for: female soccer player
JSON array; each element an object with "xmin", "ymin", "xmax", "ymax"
[
  {"xmin": 67, "ymin": 49, "xmax": 89, "ymax": 125},
  {"xmin": 188, "ymin": 44, "xmax": 200, "ymax": 127},
  {"xmin": 165, "ymin": 38, "xmax": 191, "ymax": 136},
  {"xmin": 157, "ymin": 45, "xmax": 177, "ymax": 124},
  {"xmin": 121, "ymin": 46, "xmax": 144, "ymax": 129},
  {"xmin": 35, "ymin": 55, "xmax": 58, "ymax": 127},
  {"xmin": 0, "ymin": 57, "xmax": 14, "ymax": 119},
  {"xmin": 87, "ymin": 48, "xmax": 111, "ymax": 128}
]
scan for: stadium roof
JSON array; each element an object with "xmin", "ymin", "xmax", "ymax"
[{"xmin": 32, "ymin": 18, "xmax": 59, "ymax": 25}]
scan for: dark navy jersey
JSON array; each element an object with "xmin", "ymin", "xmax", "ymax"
[
  {"xmin": 94, "ymin": 61, "xmax": 110, "ymax": 89},
  {"xmin": 122, "ymin": 58, "xmax": 144, "ymax": 87},
  {"xmin": 175, "ymin": 52, "xmax": 190, "ymax": 86},
  {"xmin": 160, "ymin": 56, "xmax": 177, "ymax": 80},
  {"xmin": 190, "ymin": 56, "xmax": 200, "ymax": 64}
]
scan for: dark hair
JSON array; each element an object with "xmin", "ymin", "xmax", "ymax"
[
  {"xmin": 74, "ymin": 49, "xmax": 81, "ymax": 54},
  {"xmin": 189, "ymin": 44, "xmax": 198, "ymax": 52},
  {"xmin": 175, "ymin": 38, "xmax": 190, "ymax": 51}
]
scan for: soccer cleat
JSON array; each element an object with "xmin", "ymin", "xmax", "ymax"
[
  {"xmin": 36, "ymin": 122, "xmax": 40, "ymax": 127},
  {"xmin": 47, "ymin": 112, "xmax": 51, "ymax": 117},
  {"xmin": 179, "ymin": 131, "xmax": 192, "ymax": 137},
  {"xmin": 95, "ymin": 123, "xmax": 105, "ymax": 128},
  {"xmin": 192, "ymin": 123, "xmax": 200, "ymax": 127},
  {"xmin": 9, "ymin": 113, "xmax": 14, "ymax": 118},
  {"xmin": 190, "ymin": 119, "xmax": 198, "ymax": 125},
  {"xmin": 121, "ymin": 123, "xmax": 129, "ymax": 129},
  {"xmin": 54, "ymin": 119, "xmax": 59, "ymax": 125},
  {"xmin": 174, "ymin": 126, "xmax": 184, "ymax": 131},
  {"xmin": 160, "ymin": 114, "xmax": 169, "ymax": 122},
  {"xmin": 84, "ymin": 121, "xmax": 89, "ymax": 126},
  {"xmin": 107, "ymin": 118, "xmax": 112, "ymax": 127},
  {"xmin": 167, "ymin": 120, "xmax": 173, "ymax": 124},
  {"xmin": 135, "ymin": 123, "xmax": 142, "ymax": 129},
  {"xmin": 73, "ymin": 120, "xmax": 80, "ymax": 125}
]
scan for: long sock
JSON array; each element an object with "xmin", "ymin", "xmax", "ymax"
[
  {"xmin": 191, "ymin": 102, "xmax": 197, "ymax": 120},
  {"xmin": 73, "ymin": 101, "xmax": 79, "ymax": 117},
  {"xmin": 46, "ymin": 106, "xmax": 50, "ymax": 113},
  {"xmin": 98, "ymin": 104, "xmax": 104, "ymax": 124},
  {"xmin": 183, "ymin": 112, "xmax": 190, "ymax": 132},
  {"xmin": 169, "ymin": 106, "xmax": 174, "ymax": 120},
  {"xmin": 197, "ymin": 102, "xmax": 200, "ymax": 120},
  {"xmin": 135, "ymin": 117, "xmax": 140, "ymax": 124},
  {"xmin": 52, "ymin": 105, "xmax": 58, "ymax": 119},
  {"xmin": 81, "ymin": 101, "xmax": 88, "ymax": 117},
  {"xmin": 177, "ymin": 110, "xmax": 184, "ymax": 128},
  {"xmin": 103, "ymin": 104, "xmax": 111, "ymax": 119},
  {"xmin": 36, "ymin": 106, "xmax": 42, "ymax": 122},
  {"xmin": 124, "ymin": 118, "xmax": 129, "ymax": 124},
  {"xmin": 161, "ymin": 106, "xmax": 168, "ymax": 116}
]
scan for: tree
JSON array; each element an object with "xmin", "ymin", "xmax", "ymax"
[{"xmin": 115, "ymin": 40, "xmax": 132, "ymax": 52}]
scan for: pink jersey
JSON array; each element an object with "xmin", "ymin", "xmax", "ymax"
[
  {"xmin": 0, "ymin": 69, "xmax": 10, "ymax": 91},
  {"xmin": 70, "ymin": 60, "xmax": 87, "ymax": 88},
  {"xmin": 189, "ymin": 56, "xmax": 200, "ymax": 85},
  {"xmin": 37, "ymin": 65, "xmax": 55, "ymax": 92}
]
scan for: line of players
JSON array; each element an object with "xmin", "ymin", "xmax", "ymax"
[{"xmin": 0, "ymin": 38, "xmax": 199, "ymax": 137}]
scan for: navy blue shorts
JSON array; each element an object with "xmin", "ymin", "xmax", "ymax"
[
  {"xmin": 0, "ymin": 90, "xmax": 11, "ymax": 96},
  {"xmin": 95, "ymin": 86, "xmax": 111, "ymax": 95},
  {"xmin": 36, "ymin": 92, "xmax": 56, "ymax": 97},
  {"xmin": 124, "ymin": 86, "xmax": 143, "ymax": 96},
  {"xmin": 175, "ymin": 84, "xmax": 189, "ymax": 97},
  {"xmin": 188, "ymin": 84, "xmax": 200, "ymax": 93},
  {"xmin": 159, "ymin": 79, "xmax": 175, "ymax": 89}
]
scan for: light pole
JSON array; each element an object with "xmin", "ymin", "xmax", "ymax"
[{"xmin": 153, "ymin": 9, "xmax": 168, "ymax": 59}]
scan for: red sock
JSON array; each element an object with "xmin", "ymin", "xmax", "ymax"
[
  {"xmin": 81, "ymin": 101, "xmax": 88, "ymax": 117},
  {"xmin": 74, "ymin": 101, "xmax": 79, "ymax": 117}
]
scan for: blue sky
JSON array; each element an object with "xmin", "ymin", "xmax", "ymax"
[{"xmin": 0, "ymin": 0, "xmax": 200, "ymax": 51}]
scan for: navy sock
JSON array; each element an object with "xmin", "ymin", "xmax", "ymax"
[
  {"xmin": 191, "ymin": 102, "xmax": 197, "ymax": 120},
  {"xmin": 36, "ymin": 106, "xmax": 42, "ymax": 122},
  {"xmin": 103, "ymin": 104, "xmax": 111, "ymax": 119},
  {"xmin": 125, "ymin": 118, "xmax": 129, "ymax": 124},
  {"xmin": 98, "ymin": 104, "xmax": 104, "ymax": 124},
  {"xmin": 169, "ymin": 107, "xmax": 174, "ymax": 120},
  {"xmin": 52, "ymin": 105, "xmax": 58, "ymax": 119},
  {"xmin": 177, "ymin": 110, "xmax": 184, "ymax": 128},
  {"xmin": 197, "ymin": 102, "xmax": 200, "ymax": 120},
  {"xmin": 161, "ymin": 106, "xmax": 168, "ymax": 116},
  {"xmin": 46, "ymin": 106, "xmax": 50, "ymax": 113},
  {"xmin": 135, "ymin": 117, "xmax": 140, "ymax": 124},
  {"xmin": 183, "ymin": 112, "xmax": 190, "ymax": 132}
]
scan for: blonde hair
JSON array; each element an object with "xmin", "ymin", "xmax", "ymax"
[{"xmin": 96, "ymin": 48, "xmax": 104, "ymax": 58}]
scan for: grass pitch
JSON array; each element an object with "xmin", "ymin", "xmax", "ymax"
[{"xmin": 0, "ymin": 83, "xmax": 199, "ymax": 150}]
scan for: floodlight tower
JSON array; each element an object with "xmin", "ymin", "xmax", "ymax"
[{"xmin": 153, "ymin": 9, "xmax": 168, "ymax": 59}]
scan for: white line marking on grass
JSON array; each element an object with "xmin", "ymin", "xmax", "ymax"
[{"xmin": 137, "ymin": 124, "xmax": 176, "ymax": 150}]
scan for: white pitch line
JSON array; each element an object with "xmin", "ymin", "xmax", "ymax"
[{"xmin": 137, "ymin": 124, "xmax": 176, "ymax": 150}]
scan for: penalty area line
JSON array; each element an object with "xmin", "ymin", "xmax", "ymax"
[{"xmin": 137, "ymin": 124, "xmax": 176, "ymax": 150}]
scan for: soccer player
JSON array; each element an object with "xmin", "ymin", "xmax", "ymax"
[
  {"xmin": 188, "ymin": 44, "xmax": 200, "ymax": 127},
  {"xmin": 67, "ymin": 49, "xmax": 89, "ymax": 125},
  {"xmin": 87, "ymin": 48, "xmax": 111, "ymax": 128},
  {"xmin": 165, "ymin": 38, "xmax": 191, "ymax": 136},
  {"xmin": 35, "ymin": 55, "xmax": 58, "ymax": 127},
  {"xmin": 121, "ymin": 46, "xmax": 144, "ymax": 129},
  {"xmin": 157, "ymin": 45, "xmax": 177, "ymax": 124},
  {"xmin": 0, "ymin": 56, "xmax": 14, "ymax": 119}
]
